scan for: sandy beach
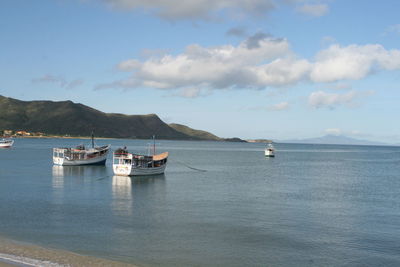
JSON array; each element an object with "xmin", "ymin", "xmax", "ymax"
[{"xmin": 0, "ymin": 237, "xmax": 137, "ymax": 267}]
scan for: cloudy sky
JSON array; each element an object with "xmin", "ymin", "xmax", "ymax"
[{"xmin": 1, "ymin": 0, "xmax": 400, "ymax": 142}]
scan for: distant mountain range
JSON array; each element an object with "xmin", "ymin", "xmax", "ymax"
[
  {"xmin": 0, "ymin": 95, "xmax": 230, "ymax": 141},
  {"xmin": 280, "ymin": 134, "xmax": 389, "ymax": 146},
  {"xmin": 4, "ymin": 95, "xmax": 388, "ymax": 145}
]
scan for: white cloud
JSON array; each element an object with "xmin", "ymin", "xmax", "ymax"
[
  {"xmin": 175, "ymin": 87, "xmax": 205, "ymax": 98},
  {"xmin": 310, "ymin": 44, "xmax": 400, "ymax": 83},
  {"xmin": 325, "ymin": 128, "xmax": 341, "ymax": 135},
  {"xmin": 309, "ymin": 90, "xmax": 356, "ymax": 109},
  {"xmin": 308, "ymin": 90, "xmax": 374, "ymax": 109},
  {"xmin": 297, "ymin": 4, "xmax": 329, "ymax": 17},
  {"xmin": 99, "ymin": 0, "xmax": 333, "ymax": 20},
  {"xmin": 102, "ymin": 0, "xmax": 276, "ymax": 20},
  {"xmin": 97, "ymin": 37, "xmax": 400, "ymax": 97},
  {"xmin": 267, "ymin": 101, "xmax": 290, "ymax": 111},
  {"xmin": 100, "ymin": 34, "xmax": 303, "ymax": 91},
  {"xmin": 255, "ymin": 57, "xmax": 311, "ymax": 86},
  {"xmin": 32, "ymin": 75, "xmax": 84, "ymax": 89}
]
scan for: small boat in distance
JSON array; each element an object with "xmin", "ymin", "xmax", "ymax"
[
  {"xmin": 53, "ymin": 132, "xmax": 110, "ymax": 166},
  {"xmin": 113, "ymin": 137, "xmax": 168, "ymax": 176},
  {"xmin": 0, "ymin": 138, "xmax": 14, "ymax": 148},
  {"xmin": 265, "ymin": 143, "xmax": 275, "ymax": 157}
]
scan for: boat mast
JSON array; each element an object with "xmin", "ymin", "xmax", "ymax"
[{"xmin": 153, "ymin": 135, "xmax": 156, "ymax": 155}]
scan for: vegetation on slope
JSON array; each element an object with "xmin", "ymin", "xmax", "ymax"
[
  {"xmin": 168, "ymin": 123, "xmax": 222, "ymax": 141},
  {"xmin": 0, "ymin": 95, "xmax": 190, "ymax": 139}
]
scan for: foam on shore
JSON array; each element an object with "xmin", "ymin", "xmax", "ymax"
[{"xmin": 0, "ymin": 237, "xmax": 137, "ymax": 267}]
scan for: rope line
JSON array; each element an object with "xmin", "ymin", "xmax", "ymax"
[{"xmin": 176, "ymin": 160, "xmax": 207, "ymax": 172}]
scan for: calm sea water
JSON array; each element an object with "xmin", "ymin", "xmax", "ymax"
[{"xmin": 1, "ymin": 138, "xmax": 400, "ymax": 266}]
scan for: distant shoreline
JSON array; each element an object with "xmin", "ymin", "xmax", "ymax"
[
  {"xmin": 0, "ymin": 236, "xmax": 137, "ymax": 267},
  {"xmin": 9, "ymin": 135, "xmax": 116, "ymax": 140},
  {"xmin": 6, "ymin": 135, "xmax": 253, "ymax": 142}
]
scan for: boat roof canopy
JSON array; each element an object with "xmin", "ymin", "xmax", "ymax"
[{"xmin": 153, "ymin": 152, "xmax": 168, "ymax": 161}]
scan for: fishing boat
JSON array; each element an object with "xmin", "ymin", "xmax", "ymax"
[
  {"xmin": 53, "ymin": 133, "xmax": 110, "ymax": 166},
  {"xmin": 265, "ymin": 143, "xmax": 275, "ymax": 157},
  {"xmin": 0, "ymin": 138, "xmax": 14, "ymax": 148},
  {"xmin": 113, "ymin": 137, "xmax": 168, "ymax": 176}
]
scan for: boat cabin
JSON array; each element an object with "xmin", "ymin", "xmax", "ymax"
[
  {"xmin": 113, "ymin": 150, "xmax": 168, "ymax": 169},
  {"xmin": 53, "ymin": 145, "xmax": 109, "ymax": 160}
]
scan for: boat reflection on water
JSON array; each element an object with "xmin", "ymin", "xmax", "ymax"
[
  {"xmin": 52, "ymin": 165, "xmax": 108, "ymax": 188},
  {"xmin": 52, "ymin": 165, "xmax": 66, "ymax": 189},
  {"xmin": 112, "ymin": 175, "xmax": 133, "ymax": 216},
  {"xmin": 111, "ymin": 174, "xmax": 166, "ymax": 216},
  {"xmin": 111, "ymin": 174, "xmax": 166, "ymax": 195},
  {"xmin": 112, "ymin": 175, "xmax": 132, "ymax": 193},
  {"xmin": 52, "ymin": 165, "xmax": 108, "ymax": 178},
  {"xmin": 130, "ymin": 173, "xmax": 166, "ymax": 185}
]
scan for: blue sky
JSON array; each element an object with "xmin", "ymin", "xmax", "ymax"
[{"xmin": 1, "ymin": 0, "xmax": 400, "ymax": 142}]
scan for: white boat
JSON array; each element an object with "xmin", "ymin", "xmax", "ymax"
[
  {"xmin": 113, "ymin": 139, "xmax": 168, "ymax": 176},
  {"xmin": 0, "ymin": 138, "xmax": 14, "ymax": 148},
  {"xmin": 53, "ymin": 134, "xmax": 110, "ymax": 166},
  {"xmin": 265, "ymin": 143, "xmax": 275, "ymax": 157}
]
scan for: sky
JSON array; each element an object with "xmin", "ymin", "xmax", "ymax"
[{"xmin": 1, "ymin": 0, "xmax": 400, "ymax": 142}]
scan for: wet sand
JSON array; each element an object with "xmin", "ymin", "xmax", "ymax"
[{"xmin": 0, "ymin": 237, "xmax": 137, "ymax": 267}]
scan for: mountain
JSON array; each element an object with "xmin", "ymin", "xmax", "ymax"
[
  {"xmin": 280, "ymin": 134, "xmax": 388, "ymax": 146},
  {"xmin": 168, "ymin": 124, "xmax": 248, "ymax": 142},
  {"xmin": 247, "ymin": 139, "xmax": 273, "ymax": 143},
  {"xmin": 169, "ymin": 123, "xmax": 222, "ymax": 141},
  {"xmin": 0, "ymin": 95, "xmax": 217, "ymax": 140}
]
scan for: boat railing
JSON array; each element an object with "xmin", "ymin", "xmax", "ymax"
[
  {"xmin": 113, "ymin": 153, "xmax": 133, "ymax": 159},
  {"xmin": 53, "ymin": 147, "xmax": 68, "ymax": 153},
  {"xmin": 96, "ymin": 145, "xmax": 111, "ymax": 151}
]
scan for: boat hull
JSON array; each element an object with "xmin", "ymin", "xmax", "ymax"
[
  {"xmin": 0, "ymin": 140, "xmax": 14, "ymax": 148},
  {"xmin": 113, "ymin": 164, "xmax": 166, "ymax": 176},
  {"xmin": 0, "ymin": 145, "xmax": 13, "ymax": 148},
  {"xmin": 53, "ymin": 151, "xmax": 109, "ymax": 166},
  {"xmin": 53, "ymin": 156, "xmax": 107, "ymax": 166},
  {"xmin": 265, "ymin": 150, "xmax": 275, "ymax": 157},
  {"xmin": 265, "ymin": 144, "xmax": 275, "ymax": 157}
]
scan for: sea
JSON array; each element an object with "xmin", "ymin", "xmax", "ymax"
[{"xmin": 1, "ymin": 138, "xmax": 400, "ymax": 266}]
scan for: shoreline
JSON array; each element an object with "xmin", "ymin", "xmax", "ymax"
[
  {"xmin": 6, "ymin": 135, "xmax": 116, "ymax": 140},
  {"xmin": 4, "ymin": 135, "xmax": 249, "ymax": 143},
  {"xmin": 0, "ymin": 237, "xmax": 137, "ymax": 267}
]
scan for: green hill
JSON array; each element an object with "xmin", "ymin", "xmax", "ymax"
[
  {"xmin": 169, "ymin": 123, "xmax": 222, "ymax": 141},
  {"xmin": 0, "ymin": 95, "xmax": 216, "ymax": 140}
]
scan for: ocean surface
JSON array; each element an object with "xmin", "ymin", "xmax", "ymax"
[{"xmin": 1, "ymin": 138, "xmax": 400, "ymax": 266}]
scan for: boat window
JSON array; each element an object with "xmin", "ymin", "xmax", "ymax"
[
  {"xmin": 59, "ymin": 153, "xmax": 64, "ymax": 158},
  {"xmin": 53, "ymin": 152, "xmax": 58, "ymax": 157},
  {"xmin": 114, "ymin": 158, "xmax": 120, "ymax": 164}
]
